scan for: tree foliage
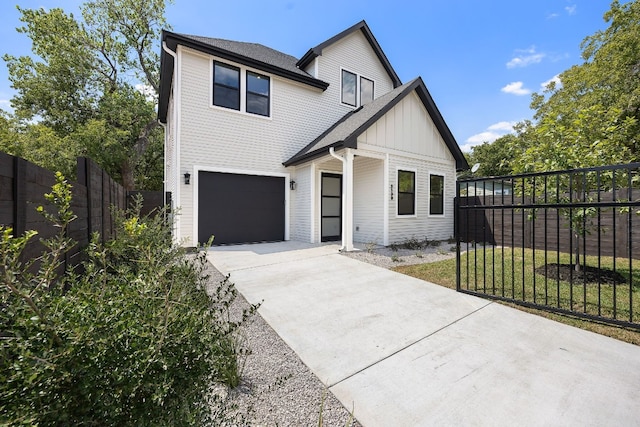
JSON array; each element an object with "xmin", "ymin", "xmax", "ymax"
[
  {"xmin": 1, "ymin": 178, "xmax": 253, "ymax": 425},
  {"xmin": 2, "ymin": 0, "xmax": 171, "ymax": 190},
  {"xmin": 467, "ymin": 1, "xmax": 640, "ymax": 178},
  {"xmin": 467, "ymin": 134, "xmax": 517, "ymax": 177}
]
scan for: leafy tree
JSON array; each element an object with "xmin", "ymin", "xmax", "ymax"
[
  {"xmin": 467, "ymin": 134, "xmax": 517, "ymax": 177},
  {"xmin": 3, "ymin": 0, "xmax": 171, "ymax": 190},
  {"xmin": 528, "ymin": 0, "xmax": 640, "ymax": 161}
]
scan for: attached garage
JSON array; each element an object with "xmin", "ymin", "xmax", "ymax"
[{"xmin": 198, "ymin": 171, "xmax": 285, "ymax": 245}]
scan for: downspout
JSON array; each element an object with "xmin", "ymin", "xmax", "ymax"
[
  {"xmin": 162, "ymin": 41, "xmax": 179, "ymax": 242},
  {"xmin": 329, "ymin": 147, "xmax": 354, "ymax": 252}
]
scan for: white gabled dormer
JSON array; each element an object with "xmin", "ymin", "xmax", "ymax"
[{"xmin": 296, "ymin": 20, "xmax": 402, "ymax": 109}]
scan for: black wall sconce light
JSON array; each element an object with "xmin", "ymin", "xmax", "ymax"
[
  {"xmin": 184, "ymin": 172, "xmax": 191, "ymax": 185},
  {"xmin": 390, "ymin": 184, "xmax": 394, "ymax": 200},
  {"xmin": 289, "ymin": 180, "xmax": 297, "ymax": 190}
]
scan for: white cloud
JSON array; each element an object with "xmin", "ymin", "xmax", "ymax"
[
  {"xmin": 540, "ymin": 74, "xmax": 562, "ymax": 91},
  {"xmin": 547, "ymin": 12, "xmax": 560, "ymax": 19},
  {"xmin": 461, "ymin": 121, "xmax": 517, "ymax": 152},
  {"xmin": 501, "ymin": 81, "xmax": 531, "ymax": 96},
  {"xmin": 135, "ymin": 83, "xmax": 157, "ymax": 102},
  {"xmin": 487, "ymin": 121, "xmax": 515, "ymax": 132},
  {"xmin": 506, "ymin": 46, "xmax": 545, "ymax": 69},
  {"xmin": 565, "ymin": 5, "xmax": 577, "ymax": 15}
]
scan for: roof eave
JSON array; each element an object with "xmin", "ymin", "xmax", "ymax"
[
  {"xmin": 157, "ymin": 30, "xmax": 175, "ymax": 124},
  {"xmin": 412, "ymin": 78, "xmax": 469, "ymax": 171},
  {"xmin": 297, "ymin": 21, "xmax": 402, "ymax": 88},
  {"xmin": 283, "ymin": 141, "xmax": 346, "ymax": 167},
  {"xmin": 165, "ymin": 31, "xmax": 328, "ymax": 90}
]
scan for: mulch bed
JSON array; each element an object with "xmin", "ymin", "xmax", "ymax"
[{"xmin": 535, "ymin": 263, "xmax": 628, "ymax": 285}]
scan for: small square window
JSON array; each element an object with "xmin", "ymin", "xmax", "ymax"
[
  {"xmin": 430, "ymin": 174, "xmax": 444, "ymax": 215},
  {"xmin": 341, "ymin": 70, "xmax": 357, "ymax": 107},
  {"xmin": 398, "ymin": 170, "xmax": 416, "ymax": 216}
]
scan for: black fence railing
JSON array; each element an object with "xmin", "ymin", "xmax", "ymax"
[{"xmin": 456, "ymin": 163, "xmax": 640, "ymax": 330}]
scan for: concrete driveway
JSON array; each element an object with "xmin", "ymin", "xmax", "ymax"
[{"xmin": 208, "ymin": 241, "xmax": 640, "ymax": 426}]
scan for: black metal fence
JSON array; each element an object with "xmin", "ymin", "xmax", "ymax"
[{"xmin": 456, "ymin": 163, "xmax": 640, "ymax": 330}]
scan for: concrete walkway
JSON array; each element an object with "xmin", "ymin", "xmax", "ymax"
[{"xmin": 208, "ymin": 241, "xmax": 640, "ymax": 426}]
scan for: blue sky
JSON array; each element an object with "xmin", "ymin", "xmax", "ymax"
[{"xmin": 0, "ymin": 1, "xmax": 619, "ymax": 151}]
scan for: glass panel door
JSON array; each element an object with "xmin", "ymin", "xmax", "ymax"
[{"xmin": 321, "ymin": 173, "xmax": 342, "ymax": 242}]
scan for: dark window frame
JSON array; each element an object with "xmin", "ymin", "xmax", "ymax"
[
  {"xmin": 341, "ymin": 69, "xmax": 357, "ymax": 107},
  {"xmin": 397, "ymin": 169, "xmax": 416, "ymax": 216},
  {"xmin": 360, "ymin": 76, "xmax": 374, "ymax": 105},
  {"xmin": 213, "ymin": 61, "xmax": 240, "ymax": 111},
  {"xmin": 429, "ymin": 174, "xmax": 445, "ymax": 216},
  {"xmin": 246, "ymin": 71, "xmax": 270, "ymax": 117}
]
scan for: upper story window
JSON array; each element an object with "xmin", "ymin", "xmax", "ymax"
[
  {"xmin": 341, "ymin": 69, "xmax": 374, "ymax": 108},
  {"xmin": 213, "ymin": 62, "xmax": 240, "ymax": 110},
  {"xmin": 246, "ymin": 71, "xmax": 270, "ymax": 116},
  {"xmin": 341, "ymin": 70, "xmax": 357, "ymax": 106},
  {"xmin": 212, "ymin": 61, "xmax": 271, "ymax": 117},
  {"xmin": 429, "ymin": 174, "xmax": 444, "ymax": 215},
  {"xmin": 398, "ymin": 169, "xmax": 416, "ymax": 216},
  {"xmin": 360, "ymin": 77, "xmax": 374, "ymax": 105}
]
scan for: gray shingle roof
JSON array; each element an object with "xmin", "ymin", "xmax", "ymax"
[
  {"xmin": 178, "ymin": 34, "xmax": 314, "ymax": 81},
  {"xmin": 284, "ymin": 77, "xmax": 468, "ymax": 171},
  {"xmin": 284, "ymin": 80, "xmax": 417, "ymax": 166}
]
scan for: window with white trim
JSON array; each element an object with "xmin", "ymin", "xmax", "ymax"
[
  {"xmin": 213, "ymin": 62, "xmax": 240, "ymax": 110},
  {"xmin": 212, "ymin": 61, "xmax": 271, "ymax": 117},
  {"xmin": 341, "ymin": 69, "xmax": 374, "ymax": 107},
  {"xmin": 429, "ymin": 174, "xmax": 444, "ymax": 215},
  {"xmin": 398, "ymin": 170, "xmax": 416, "ymax": 216},
  {"xmin": 246, "ymin": 71, "xmax": 270, "ymax": 116}
]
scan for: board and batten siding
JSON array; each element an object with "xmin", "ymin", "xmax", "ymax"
[
  {"xmin": 353, "ymin": 156, "xmax": 384, "ymax": 244},
  {"xmin": 359, "ymin": 92, "xmax": 455, "ymax": 163}
]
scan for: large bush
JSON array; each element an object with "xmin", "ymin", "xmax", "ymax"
[{"xmin": 1, "ymin": 174, "xmax": 253, "ymax": 425}]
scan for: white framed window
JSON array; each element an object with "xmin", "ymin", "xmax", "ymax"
[
  {"xmin": 429, "ymin": 174, "xmax": 445, "ymax": 216},
  {"xmin": 212, "ymin": 60, "xmax": 271, "ymax": 118},
  {"xmin": 213, "ymin": 62, "xmax": 240, "ymax": 111},
  {"xmin": 341, "ymin": 68, "xmax": 375, "ymax": 107},
  {"xmin": 397, "ymin": 169, "xmax": 416, "ymax": 216}
]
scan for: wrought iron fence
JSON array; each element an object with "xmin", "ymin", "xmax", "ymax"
[{"xmin": 456, "ymin": 163, "xmax": 640, "ymax": 330}]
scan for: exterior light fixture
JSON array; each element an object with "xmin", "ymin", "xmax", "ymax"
[
  {"xmin": 184, "ymin": 172, "xmax": 191, "ymax": 185},
  {"xmin": 289, "ymin": 180, "xmax": 297, "ymax": 190}
]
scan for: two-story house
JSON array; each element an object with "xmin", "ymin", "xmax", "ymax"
[{"xmin": 158, "ymin": 20, "xmax": 468, "ymax": 249}]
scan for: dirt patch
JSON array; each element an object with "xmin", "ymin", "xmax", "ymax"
[{"xmin": 535, "ymin": 263, "xmax": 627, "ymax": 285}]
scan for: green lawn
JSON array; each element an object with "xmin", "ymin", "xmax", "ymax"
[{"xmin": 394, "ymin": 248, "xmax": 640, "ymax": 346}]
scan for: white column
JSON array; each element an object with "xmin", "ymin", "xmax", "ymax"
[{"xmin": 344, "ymin": 149, "xmax": 354, "ymax": 252}]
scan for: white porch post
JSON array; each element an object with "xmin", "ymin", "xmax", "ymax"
[
  {"xmin": 344, "ymin": 148, "xmax": 354, "ymax": 251},
  {"xmin": 329, "ymin": 147, "xmax": 354, "ymax": 251}
]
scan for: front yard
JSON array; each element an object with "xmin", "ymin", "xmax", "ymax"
[{"xmin": 394, "ymin": 248, "xmax": 640, "ymax": 346}]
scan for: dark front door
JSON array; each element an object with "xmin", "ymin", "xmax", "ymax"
[
  {"xmin": 198, "ymin": 171, "xmax": 285, "ymax": 245},
  {"xmin": 321, "ymin": 173, "xmax": 342, "ymax": 242}
]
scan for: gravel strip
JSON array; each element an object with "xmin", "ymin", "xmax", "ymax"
[
  {"xmin": 341, "ymin": 242, "xmax": 457, "ymax": 269},
  {"xmin": 203, "ymin": 242, "xmax": 455, "ymax": 425},
  {"xmin": 205, "ymin": 263, "xmax": 360, "ymax": 426}
]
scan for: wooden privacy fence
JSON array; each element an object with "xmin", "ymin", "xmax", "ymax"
[
  {"xmin": 0, "ymin": 152, "xmax": 164, "ymax": 271},
  {"xmin": 457, "ymin": 192, "xmax": 640, "ymax": 260}
]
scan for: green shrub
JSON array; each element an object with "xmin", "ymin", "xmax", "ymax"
[{"xmin": 1, "ymin": 175, "xmax": 254, "ymax": 425}]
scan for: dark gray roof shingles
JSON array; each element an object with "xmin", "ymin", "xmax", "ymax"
[
  {"xmin": 178, "ymin": 34, "xmax": 314, "ymax": 80},
  {"xmin": 284, "ymin": 80, "xmax": 416, "ymax": 164}
]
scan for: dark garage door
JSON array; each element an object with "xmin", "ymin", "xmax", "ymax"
[{"xmin": 198, "ymin": 171, "xmax": 285, "ymax": 245}]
